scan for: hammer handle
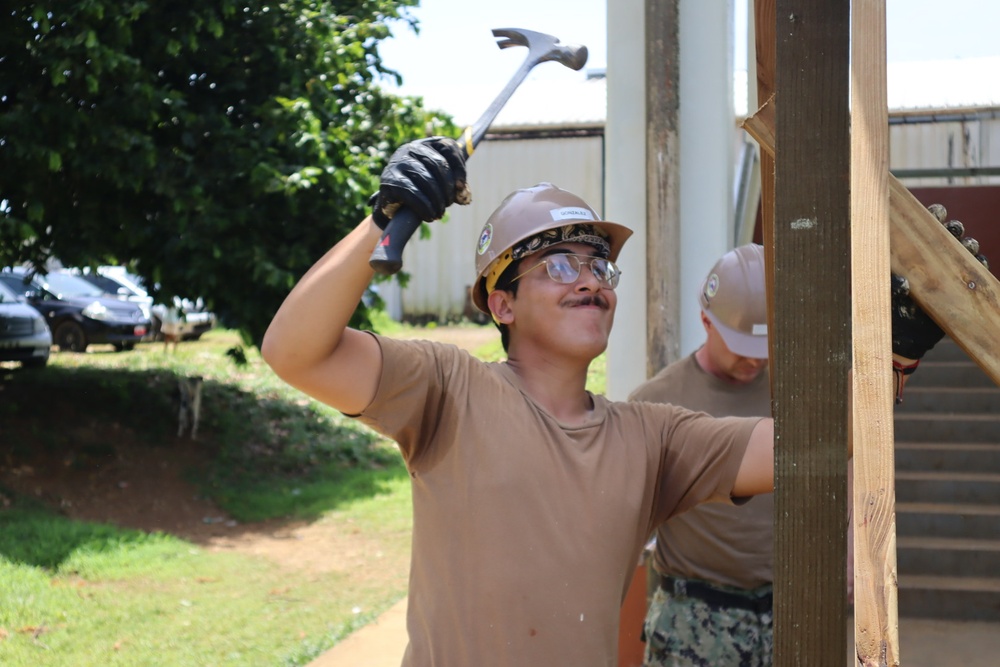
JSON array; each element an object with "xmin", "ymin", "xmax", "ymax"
[
  {"xmin": 368, "ymin": 208, "xmax": 422, "ymax": 276},
  {"xmin": 367, "ymin": 71, "xmax": 525, "ymax": 277},
  {"xmin": 367, "ymin": 35, "xmax": 567, "ymax": 276},
  {"xmin": 368, "ymin": 130, "xmax": 477, "ymax": 276}
]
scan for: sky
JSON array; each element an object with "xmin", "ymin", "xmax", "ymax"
[{"xmin": 377, "ymin": 0, "xmax": 1000, "ymax": 116}]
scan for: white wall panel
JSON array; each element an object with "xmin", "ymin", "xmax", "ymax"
[{"xmin": 890, "ymin": 117, "xmax": 1000, "ymax": 186}]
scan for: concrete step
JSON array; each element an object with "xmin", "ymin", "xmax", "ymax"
[
  {"xmin": 897, "ymin": 502, "xmax": 1000, "ymax": 540},
  {"xmin": 896, "ymin": 471, "xmax": 1000, "ymax": 505},
  {"xmin": 894, "ymin": 413, "xmax": 1000, "ymax": 443},
  {"xmin": 887, "ymin": 339, "xmax": 1000, "ymax": 621},
  {"xmin": 897, "ymin": 535, "xmax": 1000, "ymax": 578},
  {"xmin": 895, "ymin": 386, "xmax": 1000, "ymax": 414},
  {"xmin": 905, "ymin": 361, "xmax": 995, "ymax": 388},
  {"xmin": 895, "ymin": 443, "xmax": 1000, "ymax": 474},
  {"xmin": 899, "ymin": 574, "xmax": 1000, "ymax": 621},
  {"xmin": 921, "ymin": 338, "xmax": 975, "ymax": 363}
]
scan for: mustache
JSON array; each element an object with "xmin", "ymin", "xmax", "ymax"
[{"xmin": 563, "ymin": 294, "xmax": 610, "ymax": 310}]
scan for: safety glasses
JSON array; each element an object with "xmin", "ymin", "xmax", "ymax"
[{"xmin": 511, "ymin": 253, "xmax": 621, "ymax": 290}]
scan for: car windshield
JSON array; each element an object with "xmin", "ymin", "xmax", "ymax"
[
  {"xmin": 85, "ymin": 273, "xmax": 141, "ymax": 297},
  {"xmin": 42, "ymin": 272, "xmax": 106, "ymax": 298}
]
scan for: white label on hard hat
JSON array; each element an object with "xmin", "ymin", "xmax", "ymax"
[
  {"xmin": 550, "ymin": 207, "xmax": 596, "ymax": 222},
  {"xmin": 753, "ymin": 324, "xmax": 768, "ymax": 335}
]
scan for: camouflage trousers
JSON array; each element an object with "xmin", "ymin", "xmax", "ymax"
[{"xmin": 642, "ymin": 581, "xmax": 773, "ymax": 667}]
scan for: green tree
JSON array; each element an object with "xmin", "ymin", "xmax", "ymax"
[{"xmin": 1, "ymin": 1, "xmax": 454, "ymax": 345}]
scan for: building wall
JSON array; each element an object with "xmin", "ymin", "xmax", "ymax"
[{"xmin": 890, "ymin": 113, "xmax": 1000, "ymax": 187}]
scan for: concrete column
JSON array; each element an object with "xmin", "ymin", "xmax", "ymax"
[
  {"xmin": 606, "ymin": 0, "xmax": 736, "ymax": 398},
  {"xmin": 677, "ymin": 0, "xmax": 736, "ymax": 358},
  {"xmin": 605, "ymin": 0, "xmax": 648, "ymax": 400}
]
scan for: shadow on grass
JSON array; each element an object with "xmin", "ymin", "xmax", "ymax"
[
  {"xmin": 1, "ymin": 363, "xmax": 404, "ymax": 529},
  {"xmin": 0, "ymin": 492, "xmax": 165, "ymax": 568}
]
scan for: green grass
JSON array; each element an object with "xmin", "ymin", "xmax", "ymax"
[
  {"xmin": 0, "ymin": 325, "xmax": 606, "ymax": 666},
  {"xmin": 0, "ymin": 498, "xmax": 404, "ymax": 666}
]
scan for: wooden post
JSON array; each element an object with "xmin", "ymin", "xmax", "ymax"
[
  {"xmin": 645, "ymin": 0, "xmax": 682, "ymax": 377},
  {"xmin": 850, "ymin": 1, "xmax": 900, "ymax": 665},
  {"xmin": 772, "ymin": 2, "xmax": 851, "ymax": 665}
]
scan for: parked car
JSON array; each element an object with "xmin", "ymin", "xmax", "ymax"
[
  {"xmin": 0, "ymin": 280, "xmax": 52, "ymax": 368},
  {"xmin": 71, "ymin": 266, "xmax": 216, "ymax": 342},
  {"xmin": 0, "ymin": 267, "xmax": 150, "ymax": 353}
]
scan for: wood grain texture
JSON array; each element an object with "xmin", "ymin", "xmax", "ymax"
[
  {"xmin": 772, "ymin": 1, "xmax": 851, "ymax": 664},
  {"xmin": 849, "ymin": 1, "xmax": 900, "ymax": 665},
  {"xmin": 645, "ymin": 0, "xmax": 682, "ymax": 378}
]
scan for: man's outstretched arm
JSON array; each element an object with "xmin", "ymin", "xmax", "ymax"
[{"xmin": 261, "ymin": 136, "xmax": 471, "ymax": 414}]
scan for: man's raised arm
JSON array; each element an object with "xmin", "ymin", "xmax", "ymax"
[
  {"xmin": 261, "ymin": 136, "xmax": 471, "ymax": 414},
  {"xmin": 261, "ymin": 216, "xmax": 385, "ymax": 414}
]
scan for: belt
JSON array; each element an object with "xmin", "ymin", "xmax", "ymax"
[{"xmin": 659, "ymin": 575, "xmax": 773, "ymax": 614}]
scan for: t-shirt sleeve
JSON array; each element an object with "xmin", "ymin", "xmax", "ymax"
[
  {"xmin": 645, "ymin": 404, "xmax": 762, "ymax": 526},
  {"xmin": 354, "ymin": 334, "xmax": 469, "ymax": 465}
]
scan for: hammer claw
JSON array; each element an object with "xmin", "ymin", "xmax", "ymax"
[
  {"xmin": 494, "ymin": 37, "xmax": 521, "ymax": 51},
  {"xmin": 492, "ymin": 28, "xmax": 529, "ymax": 48}
]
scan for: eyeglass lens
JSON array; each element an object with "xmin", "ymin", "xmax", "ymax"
[{"xmin": 546, "ymin": 255, "xmax": 620, "ymax": 289}]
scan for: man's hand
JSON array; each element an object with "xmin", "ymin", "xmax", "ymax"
[
  {"xmin": 368, "ymin": 136, "xmax": 472, "ymax": 229},
  {"xmin": 891, "ymin": 203, "xmax": 989, "ymax": 400}
]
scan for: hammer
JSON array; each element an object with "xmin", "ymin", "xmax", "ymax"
[{"xmin": 369, "ymin": 28, "xmax": 589, "ymax": 275}]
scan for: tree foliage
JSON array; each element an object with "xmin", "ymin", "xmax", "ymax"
[{"xmin": 1, "ymin": 1, "xmax": 455, "ymax": 345}]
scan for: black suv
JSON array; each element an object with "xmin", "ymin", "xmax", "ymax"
[{"xmin": 0, "ymin": 267, "xmax": 150, "ymax": 352}]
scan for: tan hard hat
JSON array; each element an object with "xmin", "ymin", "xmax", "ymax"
[
  {"xmin": 471, "ymin": 183, "xmax": 633, "ymax": 314},
  {"xmin": 699, "ymin": 244, "xmax": 768, "ymax": 359}
]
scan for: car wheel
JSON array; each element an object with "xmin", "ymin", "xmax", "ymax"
[
  {"xmin": 54, "ymin": 321, "xmax": 88, "ymax": 353},
  {"xmin": 22, "ymin": 356, "xmax": 48, "ymax": 369},
  {"xmin": 113, "ymin": 341, "xmax": 136, "ymax": 352}
]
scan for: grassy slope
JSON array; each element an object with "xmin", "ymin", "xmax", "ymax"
[{"xmin": 1, "ymin": 330, "xmax": 414, "ymax": 666}]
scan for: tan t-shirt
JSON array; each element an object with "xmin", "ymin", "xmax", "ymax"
[
  {"xmin": 629, "ymin": 352, "xmax": 773, "ymax": 589},
  {"xmin": 357, "ymin": 336, "xmax": 762, "ymax": 666}
]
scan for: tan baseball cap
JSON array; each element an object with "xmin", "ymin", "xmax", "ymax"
[{"xmin": 699, "ymin": 244, "xmax": 768, "ymax": 359}]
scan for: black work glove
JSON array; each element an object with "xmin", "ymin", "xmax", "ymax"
[
  {"xmin": 368, "ymin": 136, "xmax": 472, "ymax": 229},
  {"xmin": 891, "ymin": 203, "xmax": 990, "ymax": 362}
]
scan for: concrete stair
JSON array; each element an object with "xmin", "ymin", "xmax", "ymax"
[{"xmin": 893, "ymin": 338, "xmax": 1000, "ymax": 621}]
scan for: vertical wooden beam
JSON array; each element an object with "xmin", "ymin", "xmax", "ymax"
[
  {"xmin": 773, "ymin": 2, "xmax": 851, "ymax": 664},
  {"xmin": 645, "ymin": 0, "xmax": 681, "ymax": 377},
  {"xmin": 850, "ymin": 2, "xmax": 900, "ymax": 665}
]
